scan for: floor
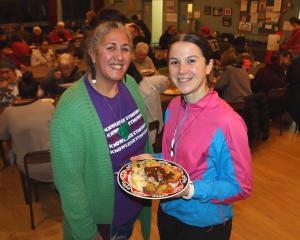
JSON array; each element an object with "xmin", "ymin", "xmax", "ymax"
[{"xmin": 0, "ymin": 122, "xmax": 299, "ymax": 240}]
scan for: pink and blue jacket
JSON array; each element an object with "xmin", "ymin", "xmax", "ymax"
[{"xmin": 161, "ymin": 89, "xmax": 252, "ymax": 227}]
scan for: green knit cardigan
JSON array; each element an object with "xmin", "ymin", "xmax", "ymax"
[{"xmin": 50, "ymin": 75, "xmax": 152, "ymax": 240}]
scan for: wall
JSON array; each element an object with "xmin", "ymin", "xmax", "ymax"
[
  {"xmin": 193, "ymin": 0, "xmax": 299, "ymax": 42},
  {"xmin": 104, "ymin": 0, "xmax": 143, "ymax": 19},
  {"xmin": 102, "ymin": 0, "xmax": 299, "ymax": 43}
]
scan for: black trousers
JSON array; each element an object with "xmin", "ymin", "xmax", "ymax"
[{"xmin": 158, "ymin": 206, "xmax": 232, "ymax": 240}]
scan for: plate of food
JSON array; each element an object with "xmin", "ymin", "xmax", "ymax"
[
  {"xmin": 117, "ymin": 158, "xmax": 189, "ymax": 199},
  {"xmin": 59, "ymin": 83, "xmax": 73, "ymax": 88},
  {"xmin": 41, "ymin": 98, "xmax": 55, "ymax": 104},
  {"xmin": 140, "ymin": 69, "xmax": 155, "ymax": 76},
  {"xmin": 163, "ymin": 88, "xmax": 181, "ymax": 96}
]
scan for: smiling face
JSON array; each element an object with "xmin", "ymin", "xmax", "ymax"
[
  {"xmin": 168, "ymin": 41, "xmax": 213, "ymax": 103},
  {"xmin": 89, "ymin": 28, "xmax": 131, "ymax": 87}
]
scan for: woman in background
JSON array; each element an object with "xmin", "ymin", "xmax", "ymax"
[
  {"xmin": 0, "ymin": 71, "xmax": 54, "ymax": 181},
  {"xmin": 214, "ymin": 48, "xmax": 252, "ymax": 103}
]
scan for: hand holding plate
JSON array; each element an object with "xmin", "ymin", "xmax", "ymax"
[{"xmin": 130, "ymin": 153, "xmax": 154, "ymax": 161}]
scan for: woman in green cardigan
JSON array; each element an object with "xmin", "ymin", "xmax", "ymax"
[{"xmin": 51, "ymin": 21, "xmax": 152, "ymax": 240}]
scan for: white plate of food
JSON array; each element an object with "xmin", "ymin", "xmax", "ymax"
[
  {"xmin": 117, "ymin": 158, "xmax": 189, "ymax": 199},
  {"xmin": 41, "ymin": 98, "xmax": 55, "ymax": 104},
  {"xmin": 163, "ymin": 88, "xmax": 181, "ymax": 96},
  {"xmin": 140, "ymin": 69, "xmax": 155, "ymax": 76},
  {"xmin": 59, "ymin": 83, "xmax": 73, "ymax": 88}
]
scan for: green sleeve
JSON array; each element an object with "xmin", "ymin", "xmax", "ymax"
[{"xmin": 50, "ymin": 106, "xmax": 97, "ymax": 240}]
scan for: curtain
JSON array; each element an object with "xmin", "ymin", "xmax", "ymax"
[{"xmin": 47, "ymin": 0, "xmax": 57, "ymax": 27}]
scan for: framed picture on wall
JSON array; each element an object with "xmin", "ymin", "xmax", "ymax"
[
  {"xmin": 166, "ymin": 0, "xmax": 175, "ymax": 12},
  {"xmin": 204, "ymin": 6, "xmax": 211, "ymax": 15},
  {"xmin": 224, "ymin": 7, "xmax": 232, "ymax": 16},
  {"xmin": 239, "ymin": 21, "xmax": 252, "ymax": 32},
  {"xmin": 212, "ymin": 7, "xmax": 223, "ymax": 16},
  {"xmin": 223, "ymin": 17, "xmax": 232, "ymax": 26}
]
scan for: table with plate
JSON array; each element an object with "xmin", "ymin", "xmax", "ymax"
[
  {"xmin": 26, "ymin": 65, "xmax": 52, "ymax": 81},
  {"xmin": 160, "ymin": 87, "xmax": 181, "ymax": 118}
]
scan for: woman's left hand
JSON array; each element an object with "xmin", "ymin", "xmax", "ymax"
[
  {"xmin": 130, "ymin": 153, "xmax": 153, "ymax": 161},
  {"xmin": 174, "ymin": 184, "xmax": 190, "ymax": 198}
]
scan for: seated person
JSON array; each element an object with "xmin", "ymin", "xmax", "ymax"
[
  {"xmin": 138, "ymin": 74, "xmax": 169, "ymax": 144},
  {"xmin": 251, "ymin": 51, "xmax": 289, "ymax": 93},
  {"xmin": 41, "ymin": 53, "xmax": 81, "ymax": 96},
  {"xmin": 280, "ymin": 17, "xmax": 300, "ymax": 57},
  {"xmin": 126, "ymin": 23, "xmax": 158, "ymax": 66},
  {"xmin": 286, "ymin": 54, "xmax": 300, "ymax": 129},
  {"xmin": 214, "ymin": 48, "xmax": 252, "ymax": 103},
  {"xmin": 10, "ymin": 34, "xmax": 31, "ymax": 67},
  {"xmin": 0, "ymin": 60, "xmax": 20, "ymax": 105},
  {"xmin": 48, "ymin": 21, "xmax": 74, "ymax": 44},
  {"xmin": 159, "ymin": 25, "xmax": 176, "ymax": 50},
  {"xmin": 28, "ymin": 26, "xmax": 44, "ymax": 46},
  {"xmin": 200, "ymin": 26, "xmax": 220, "ymax": 60},
  {"xmin": 0, "ymin": 71, "xmax": 54, "ymax": 181},
  {"xmin": 132, "ymin": 42, "xmax": 158, "ymax": 77},
  {"xmin": 31, "ymin": 39, "xmax": 56, "ymax": 67},
  {"xmin": 131, "ymin": 14, "xmax": 151, "ymax": 45},
  {"xmin": 66, "ymin": 34, "xmax": 84, "ymax": 59}
]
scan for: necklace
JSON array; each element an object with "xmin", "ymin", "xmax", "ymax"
[{"xmin": 100, "ymin": 87, "xmax": 130, "ymax": 140}]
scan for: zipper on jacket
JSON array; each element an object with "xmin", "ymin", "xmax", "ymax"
[{"xmin": 171, "ymin": 103, "xmax": 189, "ymax": 162}]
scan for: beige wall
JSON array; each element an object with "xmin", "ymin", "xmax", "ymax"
[{"xmin": 103, "ymin": 0, "xmax": 300, "ymax": 43}]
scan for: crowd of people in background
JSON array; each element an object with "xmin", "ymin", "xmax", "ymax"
[{"xmin": 0, "ymin": 7, "xmax": 299, "ymax": 239}]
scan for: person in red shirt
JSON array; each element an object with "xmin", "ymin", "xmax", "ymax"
[
  {"xmin": 48, "ymin": 21, "xmax": 74, "ymax": 44},
  {"xmin": 280, "ymin": 17, "xmax": 300, "ymax": 57},
  {"xmin": 10, "ymin": 34, "xmax": 31, "ymax": 67}
]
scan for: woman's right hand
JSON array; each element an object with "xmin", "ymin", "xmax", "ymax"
[{"xmin": 95, "ymin": 232, "xmax": 103, "ymax": 240}]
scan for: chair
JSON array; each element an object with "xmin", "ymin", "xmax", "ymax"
[
  {"xmin": 267, "ymin": 88, "xmax": 287, "ymax": 135},
  {"xmin": 229, "ymin": 101, "xmax": 254, "ymax": 146},
  {"xmin": 148, "ymin": 120, "xmax": 160, "ymax": 153},
  {"xmin": 0, "ymin": 140, "xmax": 8, "ymax": 167},
  {"xmin": 21, "ymin": 150, "xmax": 52, "ymax": 229}
]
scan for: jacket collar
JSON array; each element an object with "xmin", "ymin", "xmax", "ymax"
[{"xmin": 181, "ymin": 88, "xmax": 216, "ymax": 110}]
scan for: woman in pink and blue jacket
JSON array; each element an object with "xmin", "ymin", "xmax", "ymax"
[{"xmin": 158, "ymin": 33, "xmax": 252, "ymax": 240}]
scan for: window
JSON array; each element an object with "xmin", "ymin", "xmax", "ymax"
[
  {"xmin": 0, "ymin": 0, "xmax": 48, "ymax": 24},
  {"xmin": 62, "ymin": 0, "xmax": 90, "ymax": 21}
]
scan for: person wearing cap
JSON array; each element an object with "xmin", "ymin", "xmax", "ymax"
[
  {"xmin": 0, "ymin": 60, "xmax": 20, "ymax": 105},
  {"xmin": 201, "ymin": 26, "xmax": 220, "ymax": 60},
  {"xmin": 48, "ymin": 21, "xmax": 74, "ymax": 44}
]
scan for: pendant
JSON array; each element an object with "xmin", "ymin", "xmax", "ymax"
[{"xmin": 118, "ymin": 121, "xmax": 130, "ymax": 139}]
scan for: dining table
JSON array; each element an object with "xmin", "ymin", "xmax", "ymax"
[
  {"xmin": 160, "ymin": 89, "xmax": 181, "ymax": 119},
  {"xmin": 26, "ymin": 65, "xmax": 52, "ymax": 82}
]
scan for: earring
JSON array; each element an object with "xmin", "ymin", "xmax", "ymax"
[{"xmin": 92, "ymin": 64, "xmax": 96, "ymax": 84}]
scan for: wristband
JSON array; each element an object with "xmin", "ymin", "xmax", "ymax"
[{"xmin": 182, "ymin": 181, "xmax": 194, "ymax": 199}]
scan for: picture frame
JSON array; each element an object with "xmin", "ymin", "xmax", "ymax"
[
  {"xmin": 223, "ymin": 17, "xmax": 232, "ymax": 27},
  {"xmin": 224, "ymin": 7, "xmax": 232, "ymax": 16},
  {"xmin": 238, "ymin": 21, "xmax": 252, "ymax": 32},
  {"xmin": 165, "ymin": 0, "xmax": 175, "ymax": 12},
  {"xmin": 204, "ymin": 6, "xmax": 211, "ymax": 16},
  {"xmin": 212, "ymin": 7, "xmax": 223, "ymax": 16}
]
